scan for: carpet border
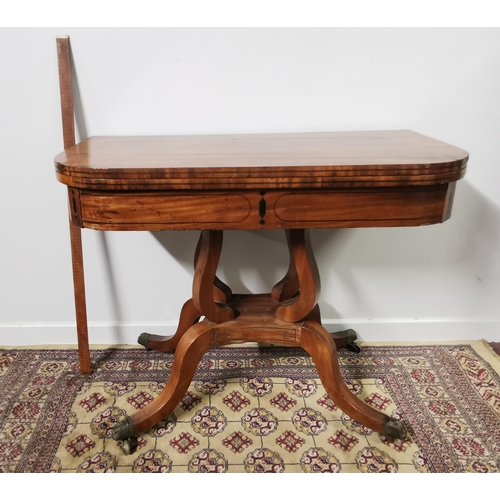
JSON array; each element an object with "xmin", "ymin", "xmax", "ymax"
[{"xmin": 1, "ymin": 339, "xmax": 499, "ymax": 374}]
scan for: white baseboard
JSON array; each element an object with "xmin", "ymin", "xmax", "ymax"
[
  {"xmin": 322, "ymin": 318, "xmax": 500, "ymax": 342},
  {"xmin": 1, "ymin": 318, "xmax": 499, "ymax": 346}
]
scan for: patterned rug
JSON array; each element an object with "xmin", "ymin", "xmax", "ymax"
[{"xmin": 1, "ymin": 341, "xmax": 499, "ymax": 473}]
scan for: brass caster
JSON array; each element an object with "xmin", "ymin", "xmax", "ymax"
[
  {"xmin": 137, "ymin": 332, "xmax": 152, "ymax": 351},
  {"xmin": 122, "ymin": 436, "xmax": 138, "ymax": 455},
  {"xmin": 382, "ymin": 416, "xmax": 407, "ymax": 440},
  {"xmin": 345, "ymin": 342, "xmax": 361, "ymax": 353}
]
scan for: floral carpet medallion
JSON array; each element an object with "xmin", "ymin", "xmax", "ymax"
[{"xmin": 0, "ymin": 341, "xmax": 499, "ymax": 472}]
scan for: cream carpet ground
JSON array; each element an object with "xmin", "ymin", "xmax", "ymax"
[{"xmin": 1, "ymin": 340, "xmax": 499, "ymax": 473}]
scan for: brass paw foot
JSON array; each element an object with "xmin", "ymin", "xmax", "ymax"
[
  {"xmin": 137, "ymin": 332, "xmax": 152, "ymax": 350},
  {"xmin": 382, "ymin": 416, "xmax": 407, "ymax": 440},
  {"xmin": 111, "ymin": 416, "xmax": 135, "ymax": 441}
]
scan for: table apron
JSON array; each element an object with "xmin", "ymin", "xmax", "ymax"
[{"xmin": 76, "ymin": 184, "xmax": 456, "ymax": 231}]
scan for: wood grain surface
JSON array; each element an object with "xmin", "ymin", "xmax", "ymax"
[{"xmin": 55, "ymin": 131, "xmax": 468, "ymax": 190}]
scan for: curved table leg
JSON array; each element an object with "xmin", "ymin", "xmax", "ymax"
[
  {"xmin": 301, "ymin": 320, "xmax": 405, "ymax": 439},
  {"xmin": 113, "ymin": 320, "xmax": 213, "ymax": 442},
  {"xmin": 138, "ymin": 299, "xmax": 202, "ymax": 352}
]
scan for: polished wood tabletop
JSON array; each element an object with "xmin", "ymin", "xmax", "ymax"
[
  {"xmin": 55, "ymin": 130, "xmax": 468, "ymax": 232},
  {"xmin": 55, "ymin": 130, "xmax": 467, "ymax": 190}
]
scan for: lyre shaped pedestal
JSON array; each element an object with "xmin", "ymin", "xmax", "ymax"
[{"xmin": 112, "ymin": 229, "xmax": 405, "ymax": 452}]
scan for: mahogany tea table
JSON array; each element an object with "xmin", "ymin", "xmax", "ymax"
[{"xmin": 55, "ymin": 36, "xmax": 468, "ymax": 454}]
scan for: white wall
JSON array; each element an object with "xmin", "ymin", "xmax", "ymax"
[{"xmin": 1, "ymin": 27, "xmax": 499, "ymax": 345}]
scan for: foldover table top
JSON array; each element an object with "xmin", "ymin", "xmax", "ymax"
[
  {"xmin": 54, "ymin": 36, "xmax": 469, "ymax": 450},
  {"xmin": 55, "ymin": 130, "xmax": 468, "ymax": 232},
  {"xmin": 54, "ymin": 130, "xmax": 468, "ymax": 190}
]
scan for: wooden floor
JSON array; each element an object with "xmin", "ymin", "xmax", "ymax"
[{"xmin": 489, "ymin": 342, "xmax": 500, "ymax": 356}]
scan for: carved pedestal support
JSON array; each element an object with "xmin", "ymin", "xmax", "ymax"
[
  {"xmin": 274, "ymin": 229, "xmax": 321, "ymax": 323},
  {"xmin": 113, "ymin": 229, "xmax": 405, "ymax": 450},
  {"xmin": 192, "ymin": 230, "xmax": 234, "ymax": 323}
]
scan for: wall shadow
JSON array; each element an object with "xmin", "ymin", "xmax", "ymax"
[
  {"xmin": 309, "ymin": 179, "xmax": 500, "ymax": 270},
  {"xmin": 150, "ymin": 230, "xmax": 289, "ymax": 295},
  {"xmin": 150, "ymin": 229, "xmax": 342, "ymax": 319},
  {"xmin": 69, "ymin": 44, "xmax": 88, "ymax": 142},
  {"xmin": 145, "ymin": 180, "xmax": 496, "ymax": 324},
  {"xmin": 309, "ymin": 179, "xmax": 500, "ymax": 320},
  {"xmin": 451, "ymin": 181, "xmax": 500, "ymax": 280}
]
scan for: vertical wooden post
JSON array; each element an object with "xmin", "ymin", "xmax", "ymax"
[
  {"xmin": 275, "ymin": 229, "xmax": 321, "ymax": 323},
  {"xmin": 56, "ymin": 36, "xmax": 76, "ymax": 150},
  {"xmin": 194, "ymin": 232, "xmax": 232, "ymax": 303},
  {"xmin": 56, "ymin": 36, "xmax": 91, "ymax": 374},
  {"xmin": 68, "ymin": 211, "xmax": 91, "ymax": 374},
  {"xmin": 192, "ymin": 230, "xmax": 234, "ymax": 324},
  {"xmin": 271, "ymin": 229, "xmax": 299, "ymax": 302}
]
